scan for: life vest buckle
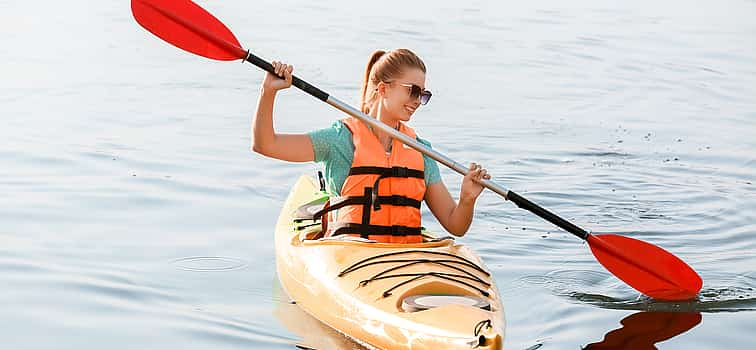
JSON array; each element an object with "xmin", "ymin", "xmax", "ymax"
[{"xmin": 372, "ymin": 187, "xmax": 381, "ymax": 211}]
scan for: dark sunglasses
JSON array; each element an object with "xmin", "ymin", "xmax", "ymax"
[{"xmin": 384, "ymin": 82, "xmax": 432, "ymax": 105}]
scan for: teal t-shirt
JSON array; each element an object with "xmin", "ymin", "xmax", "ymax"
[{"xmin": 309, "ymin": 120, "xmax": 442, "ymax": 196}]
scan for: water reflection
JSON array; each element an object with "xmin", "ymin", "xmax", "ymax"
[
  {"xmin": 583, "ymin": 312, "xmax": 701, "ymax": 350},
  {"xmin": 274, "ymin": 285, "xmax": 367, "ymax": 350}
]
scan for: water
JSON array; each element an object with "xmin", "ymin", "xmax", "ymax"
[{"xmin": 2, "ymin": 0, "xmax": 755, "ymax": 348}]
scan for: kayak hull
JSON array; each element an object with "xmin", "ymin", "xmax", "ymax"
[{"xmin": 275, "ymin": 175, "xmax": 505, "ymax": 349}]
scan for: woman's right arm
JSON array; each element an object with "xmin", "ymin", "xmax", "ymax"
[{"xmin": 252, "ymin": 61, "xmax": 314, "ymax": 162}]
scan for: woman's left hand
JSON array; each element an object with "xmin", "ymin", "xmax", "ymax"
[{"xmin": 460, "ymin": 162, "xmax": 491, "ymax": 203}]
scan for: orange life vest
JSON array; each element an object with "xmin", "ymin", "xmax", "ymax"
[{"xmin": 322, "ymin": 117, "xmax": 426, "ymax": 243}]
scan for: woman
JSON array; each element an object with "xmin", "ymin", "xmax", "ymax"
[{"xmin": 252, "ymin": 49, "xmax": 490, "ymax": 242}]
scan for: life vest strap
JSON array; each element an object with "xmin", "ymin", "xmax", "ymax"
[
  {"xmin": 348, "ymin": 166, "xmax": 424, "ymax": 179},
  {"xmin": 349, "ymin": 166, "xmax": 424, "ymax": 211},
  {"xmin": 378, "ymin": 195, "xmax": 422, "ymax": 208},
  {"xmin": 331, "ymin": 223, "xmax": 423, "ymax": 238},
  {"xmin": 312, "ymin": 194, "xmax": 422, "ymax": 220}
]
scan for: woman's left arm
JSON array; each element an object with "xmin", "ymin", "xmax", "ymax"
[{"xmin": 424, "ymin": 163, "xmax": 490, "ymax": 236}]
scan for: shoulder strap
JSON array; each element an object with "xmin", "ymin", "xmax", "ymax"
[{"xmin": 312, "ymin": 193, "xmax": 422, "ymax": 220}]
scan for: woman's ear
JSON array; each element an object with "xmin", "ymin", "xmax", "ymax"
[{"xmin": 376, "ymin": 81, "xmax": 387, "ymax": 96}]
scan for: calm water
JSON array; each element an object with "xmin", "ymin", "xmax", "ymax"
[{"xmin": 2, "ymin": 0, "xmax": 755, "ymax": 348}]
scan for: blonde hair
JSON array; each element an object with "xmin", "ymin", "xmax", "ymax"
[{"xmin": 359, "ymin": 49, "xmax": 426, "ymax": 114}]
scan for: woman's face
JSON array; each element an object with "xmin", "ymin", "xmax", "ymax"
[{"xmin": 378, "ymin": 68, "xmax": 426, "ymax": 122}]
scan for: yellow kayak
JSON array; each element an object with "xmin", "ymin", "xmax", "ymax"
[{"xmin": 275, "ymin": 175, "xmax": 505, "ymax": 349}]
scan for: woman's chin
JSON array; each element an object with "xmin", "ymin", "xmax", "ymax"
[{"xmin": 382, "ymin": 110, "xmax": 412, "ymax": 123}]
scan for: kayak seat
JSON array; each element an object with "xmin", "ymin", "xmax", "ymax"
[
  {"xmin": 292, "ymin": 196, "xmax": 329, "ymax": 240},
  {"xmin": 293, "ymin": 199, "xmax": 328, "ymax": 220}
]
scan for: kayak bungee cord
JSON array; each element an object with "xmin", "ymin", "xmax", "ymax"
[
  {"xmin": 339, "ymin": 250, "xmax": 490, "ymax": 276},
  {"xmin": 380, "ymin": 272, "xmax": 490, "ymax": 298},
  {"xmin": 338, "ymin": 250, "xmax": 493, "ymax": 298},
  {"xmin": 361, "ymin": 271, "xmax": 490, "ymax": 291},
  {"xmin": 358, "ymin": 259, "xmax": 490, "ymax": 286}
]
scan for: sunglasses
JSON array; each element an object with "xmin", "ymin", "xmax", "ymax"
[{"xmin": 384, "ymin": 82, "xmax": 432, "ymax": 105}]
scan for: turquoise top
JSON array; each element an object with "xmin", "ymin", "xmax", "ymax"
[{"xmin": 309, "ymin": 120, "xmax": 442, "ymax": 196}]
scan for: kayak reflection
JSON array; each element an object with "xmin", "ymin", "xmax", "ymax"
[
  {"xmin": 274, "ymin": 289, "xmax": 368, "ymax": 350},
  {"xmin": 583, "ymin": 311, "xmax": 701, "ymax": 349}
]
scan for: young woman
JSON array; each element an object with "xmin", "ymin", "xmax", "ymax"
[{"xmin": 252, "ymin": 49, "xmax": 490, "ymax": 242}]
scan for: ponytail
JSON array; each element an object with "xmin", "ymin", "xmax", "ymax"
[{"xmin": 360, "ymin": 50, "xmax": 386, "ymax": 113}]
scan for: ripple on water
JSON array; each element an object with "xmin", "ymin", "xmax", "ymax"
[
  {"xmin": 172, "ymin": 257, "xmax": 249, "ymax": 272},
  {"xmin": 517, "ymin": 269, "xmax": 756, "ymax": 312}
]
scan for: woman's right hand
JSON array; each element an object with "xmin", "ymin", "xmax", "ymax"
[
  {"xmin": 460, "ymin": 162, "xmax": 490, "ymax": 203},
  {"xmin": 262, "ymin": 61, "xmax": 293, "ymax": 92}
]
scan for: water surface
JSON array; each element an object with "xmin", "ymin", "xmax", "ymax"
[{"xmin": 1, "ymin": 0, "xmax": 755, "ymax": 349}]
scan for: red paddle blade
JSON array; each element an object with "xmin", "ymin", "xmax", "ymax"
[
  {"xmin": 587, "ymin": 234, "xmax": 702, "ymax": 301},
  {"xmin": 131, "ymin": 0, "xmax": 246, "ymax": 61}
]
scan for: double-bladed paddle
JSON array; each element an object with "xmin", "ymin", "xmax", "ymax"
[{"xmin": 131, "ymin": 0, "xmax": 702, "ymax": 300}]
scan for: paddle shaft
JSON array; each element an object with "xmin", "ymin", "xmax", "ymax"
[{"xmin": 243, "ymin": 53, "xmax": 591, "ymax": 241}]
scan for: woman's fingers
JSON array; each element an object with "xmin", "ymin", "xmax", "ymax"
[
  {"xmin": 284, "ymin": 70, "xmax": 293, "ymax": 85},
  {"xmin": 467, "ymin": 162, "xmax": 490, "ymax": 181},
  {"xmin": 467, "ymin": 163, "xmax": 478, "ymax": 177},
  {"xmin": 272, "ymin": 61, "xmax": 288, "ymax": 77},
  {"xmin": 273, "ymin": 62, "xmax": 293, "ymax": 80},
  {"xmin": 268, "ymin": 61, "xmax": 294, "ymax": 88},
  {"xmin": 284, "ymin": 65, "xmax": 293, "ymax": 84},
  {"xmin": 263, "ymin": 60, "xmax": 294, "ymax": 91}
]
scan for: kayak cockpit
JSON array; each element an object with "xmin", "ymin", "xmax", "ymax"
[{"xmin": 293, "ymin": 201, "xmax": 456, "ymax": 247}]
